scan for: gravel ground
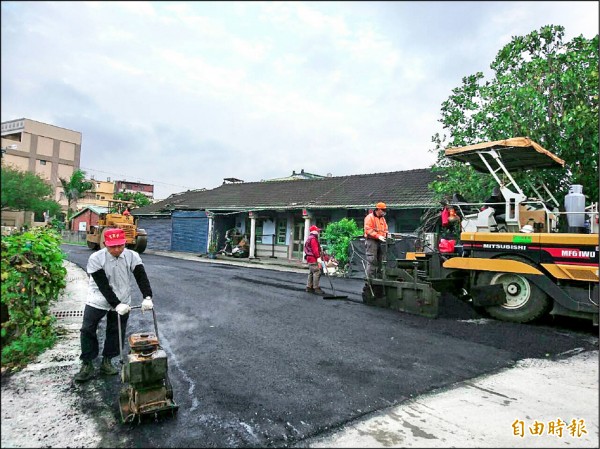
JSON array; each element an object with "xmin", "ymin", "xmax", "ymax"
[{"xmin": 1, "ymin": 261, "xmax": 108, "ymax": 449}]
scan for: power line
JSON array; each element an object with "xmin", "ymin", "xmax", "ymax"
[{"xmin": 80, "ymin": 166, "xmax": 194, "ymax": 190}]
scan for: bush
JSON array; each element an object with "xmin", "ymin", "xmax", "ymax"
[
  {"xmin": 321, "ymin": 218, "xmax": 363, "ymax": 269},
  {"xmin": 1, "ymin": 327, "xmax": 57, "ymax": 367},
  {"xmin": 1, "ymin": 227, "xmax": 66, "ymax": 370}
]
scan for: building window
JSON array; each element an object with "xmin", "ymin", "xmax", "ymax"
[
  {"xmin": 39, "ymin": 160, "xmax": 47, "ymax": 165},
  {"xmin": 276, "ymin": 219, "xmax": 287, "ymax": 245}
]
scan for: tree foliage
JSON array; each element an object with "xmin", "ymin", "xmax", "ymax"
[
  {"xmin": 1, "ymin": 165, "xmax": 62, "ymax": 216},
  {"xmin": 321, "ymin": 218, "xmax": 363, "ymax": 268},
  {"xmin": 113, "ymin": 191, "xmax": 152, "ymax": 208},
  {"xmin": 430, "ymin": 25, "xmax": 599, "ymax": 204},
  {"xmin": 59, "ymin": 169, "xmax": 94, "ymax": 221}
]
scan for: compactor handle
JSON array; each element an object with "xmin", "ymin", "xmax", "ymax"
[{"xmin": 117, "ymin": 305, "xmax": 160, "ymax": 365}]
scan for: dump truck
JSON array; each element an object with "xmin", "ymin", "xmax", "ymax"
[
  {"xmin": 86, "ymin": 199, "xmax": 148, "ymax": 254},
  {"xmin": 363, "ymin": 137, "xmax": 599, "ymax": 325}
]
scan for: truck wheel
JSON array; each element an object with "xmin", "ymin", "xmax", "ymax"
[
  {"xmin": 133, "ymin": 235, "xmax": 147, "ymax": 254},
  {"xmin": 87, "ymin": 241, "xmax": 99, "ymax": 250},
  {"xmin": 476, "ymin": 257, "xmax": 550, "ymax": 323}
]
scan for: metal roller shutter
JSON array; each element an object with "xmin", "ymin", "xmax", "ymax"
[
  {"xmin": 137, "ymin": 216, "xmax": 172, "ymax": 251},
  {"xmin": 171, "ymin": 211, "xmax": 208, "ymax": 253}
]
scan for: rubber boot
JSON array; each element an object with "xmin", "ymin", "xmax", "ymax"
[
  {"xmin": 99, "ymin": 356, "xmax": 118, "ymax": 376},
  {"xmin": 74, "ymin": 360, "xmax": 95, "ymax": 382}
]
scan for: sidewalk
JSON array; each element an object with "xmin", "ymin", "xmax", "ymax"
[{"xmin": 146, "ymin": 249, "xmax": 310, "ymax": 274}]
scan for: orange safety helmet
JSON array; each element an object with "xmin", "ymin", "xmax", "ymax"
[{"xmin": 375, "ymin": 202, "xmax": 387, "ymax": 210}]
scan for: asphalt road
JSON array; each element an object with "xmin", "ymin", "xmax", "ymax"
[{"xmin": 61, "ymin": 245, "xmax": 598, "ymax": 448}]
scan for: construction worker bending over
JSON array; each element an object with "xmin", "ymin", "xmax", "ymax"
[
  {"xmin": 74, "ymin": 228, "xmax": 154, "ymax": 382},
  {"xmin": 304, "ymin": 225, "xmax": 325, "ymax": 295},
  {"xmin": 364, "ymin": 202, "xmax": 389, "ymax": 278}
]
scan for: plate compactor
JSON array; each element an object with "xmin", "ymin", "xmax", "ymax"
[{"xmin": 117, "ymin": 305, "xmax": 179, "ymax": 423}]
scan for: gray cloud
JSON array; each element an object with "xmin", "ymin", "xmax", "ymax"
[{"xmin": 1, "ymin": 1, "xmax": 597, "ymax": 199}]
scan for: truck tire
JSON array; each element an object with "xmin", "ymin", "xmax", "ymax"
[
  {"xmin": 87, "ymin": 241, "xmax": 99, "ymax": 250},
  {"xmin": 476, "ymin": 256, "xmax": 550, "ymax": 323},
  {"xmin": 133, "ymin": 235, "xmax": 147, "ymax": 254}
]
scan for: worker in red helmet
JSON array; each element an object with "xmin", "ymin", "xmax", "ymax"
[
  {"xmin": 304, "ymin": 225, "xmax": 325, "ymax": 295},
  {"xmin": 73, "ymin": 228, "xmax": 154, "ymax": 383},
  {"xmin": 364, "ymin": 202, "xmax": 389, "ymax": 278}
]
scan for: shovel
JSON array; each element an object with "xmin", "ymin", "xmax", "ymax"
[{"xmin": 320, "ymin": 261, "xmax": 348, "ymax": 300}]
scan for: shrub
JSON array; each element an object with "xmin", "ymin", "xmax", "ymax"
[
  {"xmin": 1, "ymin": 227, "xmax": 66, "ymax": 370},
  {"xmin": 1, "ymin": 327, "xmax": 57, "ymax": 367},
  {"xmin": 321, "ymin": 218, "xmax": 363, "ymax": 269}
]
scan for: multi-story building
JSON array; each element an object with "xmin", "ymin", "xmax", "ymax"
[
  {"xmin": 79, "ymin": 177, "xmax": 116, "ymax": 209},
  {"xmin": 1, "ymin": 118, "xmax": 81, "ymax": 228},
  {"xmin": 78, "ymin": 178, "xmax": 155, "ymax": 210},
  {"xmin": 114, "ymin": 180, "xmax": 154, "ymax": 199}
]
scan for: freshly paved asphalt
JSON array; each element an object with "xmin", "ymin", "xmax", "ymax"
[{"xmin": 60, "ymin": 245, "xmax": 598, "ymax": 448}]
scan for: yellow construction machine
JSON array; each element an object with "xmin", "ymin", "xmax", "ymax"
[
  {"xmin": 86, "ymin": 199, "xmax": 148, "ymax": 254},
  {"xmin": 363, "ymin": 137, "xmax": 599, "ymax": 325}
]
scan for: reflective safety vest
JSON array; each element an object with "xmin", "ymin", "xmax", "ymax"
[
  {"xmin": 364, "ymin": 212, "xmax": 388, "ymax": 239},
  {"xmin": 304, "ymin": 234, "xmax": 322, "ymax": 263}
]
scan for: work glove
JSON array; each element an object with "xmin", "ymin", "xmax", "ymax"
[
  {"xmin": 378, "ymin": 235, "xmax": 386, "ymax": 243},
  {"xmin": 317, "ymin": 257, "xmax": 322, "ymax": 264},
  {"xmin": 141, "ymin": 297, "xmax": 153, "ymax": 312},
  {"xmin": 115, "ymin": 303, "xmax": 131, "ymax": 315}
]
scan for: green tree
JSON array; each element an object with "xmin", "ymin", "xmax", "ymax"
[
  {"xmin": 59, "ymin": 169, "xmax": 93, "ymax": 225},
  {"xmin": 430, "ymin": 25, "xmax": 599, "ymax": 204},
  {"xmin": 1, "ymin": 165, "xmax": 62, "ymax": 217},
  {"xmin": 321, "ymin": 218, "xmax": 363, "ymax": 269},
  {"xmin": 113, "ymin": 191, "xmax": 151, "ymax": 208}
]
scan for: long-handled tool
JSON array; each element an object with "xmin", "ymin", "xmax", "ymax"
[{"xmin": 320, "ymin": 261, "xmax": 348, "ymax": 300}]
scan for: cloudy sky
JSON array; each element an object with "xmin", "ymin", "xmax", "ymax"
[{"xmin": 2, "ymin": 1, "xmax": 598, "ymax": 199}]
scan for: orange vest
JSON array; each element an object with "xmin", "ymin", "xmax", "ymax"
[{"xmin": 364, "ymin": 212, "xmax": 388, "ymax": 239}]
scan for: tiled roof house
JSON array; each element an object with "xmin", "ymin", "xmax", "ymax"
[{"xmin": 133, "ymin": 168, "xmax": 439, "ymax": 259}]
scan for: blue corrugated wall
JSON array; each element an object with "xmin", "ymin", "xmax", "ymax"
[
  {"xmin": 171, "ymin": 210, "xmax": 208, "ymax": 253},
  {"xmin": 138, "ymin": 216, "xmax": 172, "ymax": 251}
]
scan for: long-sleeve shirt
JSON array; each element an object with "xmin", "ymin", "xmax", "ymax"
[
  {"xmin": 304, "ymin": 234, "xmax": 322, "ymax": 264},
  {"xmin": 364, "ymin": 212, "xmax": 388, "ymax": 240},
  {"xmin": 86, "ymin": 248, "xmax": 152, "ymax": 310}
]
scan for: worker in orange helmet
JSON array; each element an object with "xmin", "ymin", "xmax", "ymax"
[{"xmin": 364, "ymin": 202, "xmax": 389, "ymax": 278}]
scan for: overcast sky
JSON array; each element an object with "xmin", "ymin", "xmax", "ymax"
[{"xmin": 2, "ymin": 1, "xmax": 598, "ymax": 199}]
